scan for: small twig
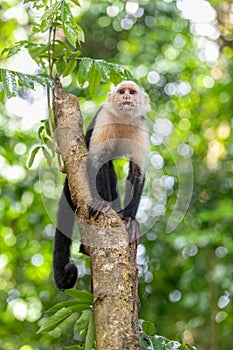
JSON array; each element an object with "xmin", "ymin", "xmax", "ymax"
[{"xmin": 46, "ymin": 23, "xmax": 65, "ymax": 172}]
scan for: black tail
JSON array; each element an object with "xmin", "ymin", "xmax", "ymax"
[{"xmin": 53, "ymin": 177, "xmax": 78, "ymax": 290}]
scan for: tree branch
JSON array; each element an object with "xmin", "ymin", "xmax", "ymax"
[{"xmin": 53, "ymin": 75, "xmax": 142, "ymax": 350}]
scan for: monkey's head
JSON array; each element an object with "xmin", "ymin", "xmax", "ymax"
[{"xmin": 107, "ymin": 80, "xmax": 150, "ymax": 116}]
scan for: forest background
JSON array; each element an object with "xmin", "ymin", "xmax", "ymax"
[{"xmin": 0, "ymin": 0, "xmax": 233, "ymax": 350}]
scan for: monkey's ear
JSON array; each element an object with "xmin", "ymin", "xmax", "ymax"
[
  {"xmin": 144, "ymin": 93, "xmax": 151, "ymax": 112},
  {"xmin": 107, "ymin": 92, "xmax": 113, "ymax": 103}
]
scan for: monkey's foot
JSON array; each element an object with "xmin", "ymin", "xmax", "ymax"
[
  {"xmin": 88, "ymin": 199, "xmax": 111, "ymax": 220},
  {"xmin": 118, "ymin": 214, "xmax": 142, "ymax": 244}
]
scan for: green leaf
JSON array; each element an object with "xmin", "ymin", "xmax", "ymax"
[
  {"xmin": 109, "ymin": 66, "xmax": 123, "ymax": 85},
  {"xmin": 46, "ymin": 300, "xmax": 86, "ymax": 313},
  {"xmin": 32, "ymin": 75, "xmax": 54, "ymax": 88},
  {"xmin": 69, "ymin": 304, "xmax": 91, "ymax": 313},
  {"xmin": 45, "ymin": 138, "xmax": 55, "ymax": 157},
  {"xmin": 16, "ymin": 72, "xmax": 35, "ymax": 89},
  {"xmin": 1, "ymin": 69, "xmax": 17, "ymax": 98},
  {"xmin": 85, "ymin": 311, "xmax": 95, "ymax": 350},
  {"xmin": 142, "ymin": 321, "xmax": 156, "ymax": 336},
  {"xmin": 151, "ymin": 335, "xmax": 166, "ymax": 350},
  {"xmin": 95, "ymin": 60, "xmax": 110, "ymax": 81},
  {"xmin": 65, "ymin": 289, "xmax": 93, "ymax": 304},
  {"xmin": 1, "ymin": 42, "xmax": 25, "ymax": 59},
  {"xmin": 27, "ymin": 146, "xmax": 41, "ymax": 168},
  {"xmin": 40, "ymin": 119, "xmax": 51, "ymax": 135},
  {"xmin": 61, "ymin": 1, "xmax": 85, "ymax": 47},
  {"xmin": 53, "ymin": 40, "xmax": 72, "ymax": 57},
  {"xmin": 42, "ymin": 146, "xmax": 53, "ymax": 166},
  {"xmin": 74, "ymin": 309, "xmax": 92, "ymax": 334},
  {"xmin": 62, "ymin": 22, "xmax": 77, "ymax": 48},
  {"xmin": 62, "ymin": 59, "xmax": 77, "ymax": 77},
  {"xmin": 70, "ymin": 0, "xmax": 81, "ymax": 6},
  {"xmin": 37, "ymin": 307, "xmax": 72, "ymax": 333},
  {"xmin": 40, "ymin": 1, "xmax": 62, "ymax": 32},
  {"xmin": 65, "ymin": 345, "xmax": 83, "ymax": 350},
  {"xmin": 56, "ymin": 59, "xmax": 66, "ymax": 75},
  {"xmin": 88, "ymin": 63, "xmax": 101, "ymax": 98},
  {"xmin": 75, "ymin": 24, "xmax": 85, "ymax": 43},
  {"xmin": 123, "ymin": 68, "xmax": 135, "ymax": 81},
  {"xmin": 141, "ymin": 332, "xmax": 152, "ymax": 350},
  {"xmin": 38, "ymin": 125, "xmax": 47, "ymax": 140},
  {"xmin": 78, "ymin": 57, "xmax": 93, "ymax": 86},
  {"xmin": 165, "ymin": 341, "xmax": 181, "ymax": 349},
  {"xmin": 37, "ymin": 120, "xmax": 51, "ymax": 145},
  {"xmin": 70, "ymin": 50, "xmax": 81, "ymax": 58},
  {"xmin": 27, "ymin": 43, "xmax": 51, "ymax": 59}
]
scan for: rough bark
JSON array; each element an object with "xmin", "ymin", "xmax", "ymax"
[{"xmin": 53, "ymin": 76, "xmax": 142, "ymax": 350}]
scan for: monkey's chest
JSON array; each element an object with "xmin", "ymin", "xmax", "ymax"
[
  {"xmin": 90, "ymin": 123, "xmax": 149, "ymax": 169},
  {"xmin": 91, "ymin": 123, "xmax": 143, "ymax": 144}
]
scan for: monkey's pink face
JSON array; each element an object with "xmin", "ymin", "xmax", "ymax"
[{"xmin": 114, "ymin": 85, "xmax": 139, "ymax": 114}]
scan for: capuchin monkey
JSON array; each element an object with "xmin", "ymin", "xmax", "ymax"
[{"xmin": 53, "ymin": 81, "xmax": 150, "ymax": 290}]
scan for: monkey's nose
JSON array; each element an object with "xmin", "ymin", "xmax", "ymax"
[{"xmin": 124, "ymin": 93, "xmax": 131, "ymax": 100}]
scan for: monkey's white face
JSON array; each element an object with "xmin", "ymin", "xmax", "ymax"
[
  {"xmin": 107, "ymin": 80, "xmax": 151, "ymax": 117},
  {"xmin": 115, "ymin": 84, "xmax": 139, "ymax": 114}
]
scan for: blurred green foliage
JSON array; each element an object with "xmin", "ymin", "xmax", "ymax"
[{"xmin": 1, "ymin": 0, "xmax": 233, "ymax": 349}]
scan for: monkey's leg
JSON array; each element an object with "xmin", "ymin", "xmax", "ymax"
[
  {"xmin": 123, "ymin": 162, "xmax": 145, "ymax": 219},
  {"xmin": 53, "ymin": 177, "xmax": 78, "ymax": 290},
  {"xmin": 88, "ymin": 161, "xmax": 121, "ymax": 219},
  {"xmin": 120, "ymin": 162, "xmax": 144, "ymax": 243}
]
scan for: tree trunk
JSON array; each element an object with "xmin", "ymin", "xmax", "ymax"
[{"xmin": 53, "ymin": 76, "xmax": 142, "ymax": 350}]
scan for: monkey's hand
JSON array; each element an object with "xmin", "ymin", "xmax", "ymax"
[
  {"xmin": 88, "ymin": 199, "xmax": 111, "ymax": 220},
  {"xmin": 118, "ymin": 213, "xmax": 141, "ymax": 244}
]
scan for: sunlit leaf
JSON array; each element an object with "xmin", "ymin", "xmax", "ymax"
[{"xmin": 1, "ymin": 69, "xmax": 17, "ymax": 98}]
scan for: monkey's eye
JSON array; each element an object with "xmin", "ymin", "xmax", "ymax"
[
  {"xmin": 119, "ymin": 89, "xmax": 125, "ymax": 94},
  {"xmin": 130, "ymin": 90, "xmax": 136, "ymax": 95}
]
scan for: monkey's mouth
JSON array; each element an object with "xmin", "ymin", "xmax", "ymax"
[{"xmin": 121, "ymin": 101, "xmax": 134, "ymax": 108}]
